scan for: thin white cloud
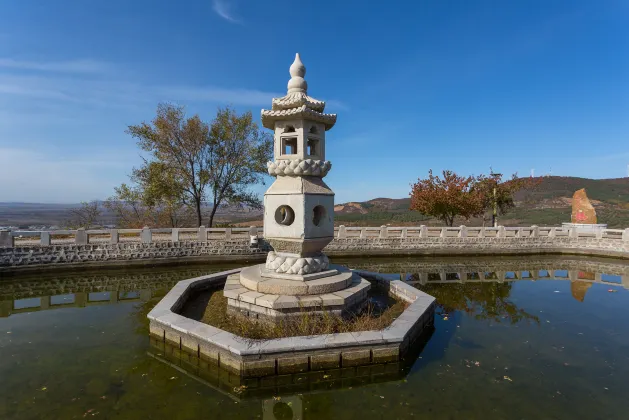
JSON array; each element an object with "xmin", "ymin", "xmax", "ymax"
[
  {"xmin": 325, "ymin": 99, "xmax": 349, "ymax": 111},
  {"xmin": 0, "ymin": 58, "xmax": 112, "ymax": 74},
  {"xmin": 0, "ymin": 148, "xmax": 136, "ymax": 203},
  {"xmin": 0, "ymin": 72, "xmax": 346, "ymax": 110},
  {"xmin": 158, "ymin": 86, "xmax": 281, "ymax": 106},
  {"xmin": 212, "ymin": 0, "xmax": 241, "ymax": 24}
]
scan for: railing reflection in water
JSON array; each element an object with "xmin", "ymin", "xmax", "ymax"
[{"xmin": 0, "ymin": 289, "xmax": 154, "ymax": 318}]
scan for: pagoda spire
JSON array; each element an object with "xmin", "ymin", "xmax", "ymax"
[
  {"xmin": 262, "ymin": 53, "xmax": 336, "ymax": 130},
  {"xmin": 287, "ymin": 53, "xmax": 308, "ymax": 94}
]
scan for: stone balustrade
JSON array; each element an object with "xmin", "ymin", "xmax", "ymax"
[
  {"xmin": 0, "ymin": 226, "xmax": 262, "ymax": 247},
  {"xmin": 334, "ymin": 225, "xmax": 629, "ymax": 240},
  {"xmin": 1, "ymin": 225, "xmax": 629, "ymax": 270},
  {"xmin": 2, "ymin": 225, "xmax": 628, "ymax": 248}
]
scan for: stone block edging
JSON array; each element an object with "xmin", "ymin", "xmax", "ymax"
[{"xmin": 147, "ymin": 268, "xmax": 435, "ymax": 378}]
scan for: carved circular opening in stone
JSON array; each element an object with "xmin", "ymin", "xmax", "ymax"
[
  {"xmin": 273, "ymin": 402, "xmax": 294, "ymax": 420},
  {"xmin": 312, "ymin": 205, "xmax": 326, "ymax": 226},
  {"xmin": 275, "ymin": 205, "xmax": 295, "ymax": 226}
]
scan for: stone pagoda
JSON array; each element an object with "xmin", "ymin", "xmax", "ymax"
[{"xmin": 223, "ymin": 53, "xmax": 370, "ymax": 321}]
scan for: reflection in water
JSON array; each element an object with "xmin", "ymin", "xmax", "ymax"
[
  {"xmin": 147, "ymin": 327, "xmax": 434, "ymax": 401},
  {"xmin": 2, "ymin": 256, "xmax": 629, "ymax": 419},
  {"xmin": 412, "ymin": 279, "xmax": 540, "ymax": 325},
  {"xmin": 571, "ymin": 280, "xmax": 593, "ymax": 302},
  {"xmin": 0, "ymin": 266, "xmax": 227, "ymax": 318}
]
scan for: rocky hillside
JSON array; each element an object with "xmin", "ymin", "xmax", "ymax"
[{"xmin": 334, "ymin": 177, "xmax": 629, "ymax": 228}]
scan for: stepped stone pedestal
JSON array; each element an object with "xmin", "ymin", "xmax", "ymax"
[{"xmin": 225, "ymin": 264, "xmax": 370, "ymax": 320}]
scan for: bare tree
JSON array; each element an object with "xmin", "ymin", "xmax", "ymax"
[
  {"xmin": 65, "ymin": 201, "xmax": 101, "ymax": 229},
  {"xmin": 126, "ymin": 104, "xmax": 210, "ymax": 226},
  {"xmin": 123, "ymin": 104, "xmax": 272, "ymax": 227},
  {"xmin": 206, "ymin": 107, "xmax": 273, "ymax": 227}
]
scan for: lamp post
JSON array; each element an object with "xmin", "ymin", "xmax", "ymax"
[{"xmin": 490, "ymin": 169, "xmax": 502, "ymax": 228}]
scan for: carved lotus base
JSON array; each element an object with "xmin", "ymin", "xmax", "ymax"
[{"xmin": 265, "ymin": 251, "xmax": 329, "ymax": 275}]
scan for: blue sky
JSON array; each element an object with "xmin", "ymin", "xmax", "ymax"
[{"xmin": 1, "ymin": 0, "xmax": 628, "ymax": 204}]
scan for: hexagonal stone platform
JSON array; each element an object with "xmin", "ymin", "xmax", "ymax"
[
  {"xmin": 147, "ymin": 267, "xmax": 435, "ymax": 379},
  {"xmin": 224, "ymin": 264, "xmax": 371, "ymax": 319}
]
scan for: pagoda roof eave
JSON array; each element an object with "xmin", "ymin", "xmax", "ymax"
[
  {"xmin": 261, "ymin": 106, "xmax": 337, "ymax": 130},
  {"xmin": 271, "ymin": 92, "xmax": 326, "ymax": 113}
]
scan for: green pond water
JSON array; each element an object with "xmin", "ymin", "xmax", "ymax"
[{"xmin": 1, "ymin": 255, "xmax": 629, "ymax": 419}]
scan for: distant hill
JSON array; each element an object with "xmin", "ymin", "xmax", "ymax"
[
  {"xmin": 334, "ymin": 177, "xmax": 629, "ymax": 228},
  {"xmin": 3, "ymin": 177, "xmax": 629, "ymax": 229},
  {"xmin": 0, "ymin": 201, "xmax": 262, "ymax": 228}
]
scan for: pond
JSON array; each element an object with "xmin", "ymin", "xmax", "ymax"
[{"xmin": 1, "ymin": 255, "xmax": 629, "ymax": 419}]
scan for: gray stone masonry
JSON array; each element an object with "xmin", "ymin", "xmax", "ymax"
[
  {"xmin": 3, "ymin": 225, "xmax": 629, "ymax": 271},
  {"xmin": 148, "ymin": 336, "xmax": 410, "ymax": 400},
  {"xmin": 0, "ymin": 239, "xmax": 271, "ymax": 270},
  {"xmin": 147, "ymin": 268, "xmax": 435, "ymax": 378}
]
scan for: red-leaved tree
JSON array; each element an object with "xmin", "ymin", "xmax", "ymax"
[{"xmin": 410, "ymin": 170, "xmax": 485, "ymax": 226}]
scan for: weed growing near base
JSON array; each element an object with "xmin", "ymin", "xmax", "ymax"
[{"xmin": 194, "ymin": 289, "xmax": 408, "ymax": 340}]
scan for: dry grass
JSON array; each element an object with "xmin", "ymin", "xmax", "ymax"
[{"xmin": 198, "ymin": 290, "xmax": 408, "ymax": 340}]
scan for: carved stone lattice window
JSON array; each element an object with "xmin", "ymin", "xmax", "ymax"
[
  {"xmin": 282, "ymin": 137, "xmax": 297, "ymax": 155},
  {"xmin": 307, "ymin": 138, "xmax": 319, "ymax": 156}
]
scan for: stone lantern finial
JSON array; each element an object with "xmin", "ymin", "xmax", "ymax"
[{"xmin": 287, "ymin": 53, "xmax": 307, "ymax": 94}]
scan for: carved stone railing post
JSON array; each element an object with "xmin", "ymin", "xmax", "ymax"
[
  {"xmin": 337, "ymin": 225, "xmax": 346, "ymax": 239},
  {"xmin": 0, "ymin": 300, "xmax": 12, "ymax": 317},
  {"xmin": 110, "ymin": 229, "xmax": 119, "ymax": 244},
  {"xmin": 171, "ymin": 228, "xmax": 180, "ymax": 242},
  {"xmin": 40, "ymin": 296, "xmax": 51, "ymax": 310},
  {"xmin": 596, "ymin": 229, "xmax": 604, "ymax": 239},
  {"xmin": 549, "ymin": 227, "xmax": 556, "ymax": 238},
  {"xmin": 419, "ymin": 225, "xmax": 428, "ymax": 239},
  {"xmin": 0, "ymin": 230, "xmax": 13, "ymax": 248},
  {"xmin": 225, "ymin": 228, "xmax": 232, "ymax": 240},
  {"xmin": 459, "ymin": 225, "xmax": 467, "ymax": 238},
  {"xmin": 497, "ymin": 226, "xmax": 506, "ymax": 238},
  {"xmin": 623, "ymin": 228, "xmax": 629, "ymax": 241},
  {"xmin": 248, "ymin": 226, "xmax": 259, "ymax": 248},
  {"xmin": 569, "ymin": 228, "xmax": 578, "ymax": 239},
  {"xmin": 379, "ymin": 226, "xmax": 388, "ymax": 239},
  {"xmin": 478, "ymin": 227, "xmax": 485, "ymax": 238},
  {"xmin": 360, "ymin": 228, "xmax": 367, "ymax": 239},
  {"xmin": 40, "ymin": 231, "xmax": 51, "ymax": 246},
  {"xmin": 401, "ymin": 227, "xmax": 408, "ymax": 239},
  {"xmin": 440, "ymin": 228, "xmax": 447, "ymax": 238},
  {"xmin": 75, "ymin": 228, "xmax": 88, "ymax": 245},
  {"xmin": 75, "ymin": 292, "xmax": 87, "ymax": 308},
  {"xmin": 531, "ymin": 225, "xmax": 539, "ymax": 238},
  {"xmin": 141, "ymin": 227, "xmax": 152, "ymax": 243},
  {"xmin": 198, "ymin": 226, "xmax": 207, "ymax": 241}
]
